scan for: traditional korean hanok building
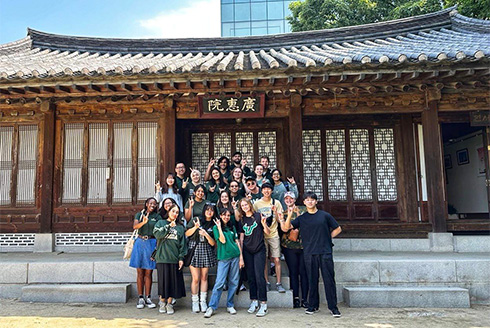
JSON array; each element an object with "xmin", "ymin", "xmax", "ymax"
[{"xmin": 0, "ymin": 7, "xmax": 489, "ymax": 251}]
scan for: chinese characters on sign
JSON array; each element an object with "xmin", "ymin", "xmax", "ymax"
[{"xmin": 199, "ymin": 94, "xmax": 265, "ymax": 118}]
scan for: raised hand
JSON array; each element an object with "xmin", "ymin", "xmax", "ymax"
[
  {"xmin": 169, "ymin": 220, "xmax": 176, "ymax": 227},
  {"xmin": 178, "ymin": 260, "xmax": 183, "ymax": 270},
  {"xmin": 155, "ymin": 181, "xmax": 161, "ymax": 192},
  {"xmin": 182, "ymin": 178, "xmax": 189, "ymax": 189},
  {"xmin": 287, "ymin": 176, "xmax": 296, "ymax": 184},
  {"xmin": 189, "ymin": 198, "xmax": 195, "ymax": 208},
  {"xmin": 198, "ymin": 229, "xmax": 207, "ymax": 237},
  {"xmin": 208, "ymin": 158, "xmax": 216, "ymax": 167},
  {"xmin": 241, "ymin": 158, "xmax": 248, "ymax": 167},
  {"xmin": 260, "ymin": 214, "xmax": 268, "ymax": 226},
  {"xmin": 193, "ymin": 217, "xmax": 200, "ymax": 228},
  {"xmin": 209, "ymin": 185, "xmax": 216, "ymax": 193},
  {"xmin": 271, "ymin": 204, "xmax": 277, "ymax": 214},
  {"xmin": 213, "ymin": 218, "xmax": 221, "ymax": 229}
]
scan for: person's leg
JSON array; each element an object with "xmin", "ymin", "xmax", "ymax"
[
  {"xmin": 255, "ymin": 248, "xmax": 268, "ymax": 303},
  {"xmin": 298, "ymin": 250, "xmax": 309, "ymax": 304},
  {"xmin": 136, "ymin": 268, "xmax": 145, "ymax": 297},
  {"xmin": 226, "ymin": 257, "xmax": 240, "ymax": 308},
  {"xmin": 208, "ymin": 260, "xmax": 230, "ymax": 310},
  {"xmin": 264, "ymin": 240, "xmax": 270, "ymax": 285},
  {"xmin": 243, "ymin": 248, "xmax": 258, "ymax": 300},
  {"xmin": 283, "ymin": 248, "xmax": 300, "ymax": 298},
  {"xmin": 319, "ymin": 254, "xmax": 338, "ymax": 311},
  {"xmin": 305, "ymin": 254, "xmax": 320, "ymax": 310},
  {"xmin": 200, "ymin": 267, "xmax": 209, "ymax": 293},
  {"xmin": 144, "ymin": 269, "xmax": 153, "ymax": 296},
  {"xmin": 190, "ymin": 266, "xmax": 201, "ymax": 312}
]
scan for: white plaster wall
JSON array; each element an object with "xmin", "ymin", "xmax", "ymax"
[{"xmin": 444, "ymin": 131, "xmax": 488, "ymax": 214}]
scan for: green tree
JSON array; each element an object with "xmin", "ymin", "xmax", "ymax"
[{"xmin": 287, "ymin": 0, "xmax": 489, "ymax": 32}]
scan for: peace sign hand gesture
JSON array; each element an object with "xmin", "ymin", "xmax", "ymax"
[{"xmin": 183, "ymin": 178, "xmax": 189, "ymax": 189}]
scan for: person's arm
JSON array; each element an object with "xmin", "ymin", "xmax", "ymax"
[
  {"xmin": 133, "ymin": 211, "xmax": 148, "ymax": 230},
  {"xmin": 200, "ymin": 228, "xmax": 216, "ymax": 247},
  {"xmin": 184, "ymin": 198, "xmax": 194, "ymax": 222},
  {"xmin": 213, "ymin": 221, "xmax": 226, "ymax": 244},
  {"xmin": 235, "ymin": 237, "xmax": 245, "ymax": 268},
  {"xmin": 185, "ymin": 219, "xmax": 199, "ymax": 237},
  {"xmin": 331, "ymin": 226, "xmax": 342, "ymax": 238},
  {"xmin": 260, "ymin": 214, "xmax": 271, "ymax": 235},
  {"xmin": 239, "ymin": 232, "xmax": 244, "ymax": 250},
  {"xmin": 153, "ymin": 220, "xmax": 171, "ymax": 239},
  {"xmin": 283, "ymin": 206, "xmax": 296, "ymax": 232},
  {"xmin": 178, "ymin": 227, "xmax": 187, "ymax": 270},
  {"xmin": 204, "ymin": 159, "xmax": 215, "ymax": 181}
]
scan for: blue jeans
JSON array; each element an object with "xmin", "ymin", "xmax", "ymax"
[{"xmin": 208, "ymin": 256, "xmax": 240, "ymax": 310}]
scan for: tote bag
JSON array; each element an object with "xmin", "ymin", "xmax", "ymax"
[{"xmin": 123, "ymin": 229, "xmax": 138, "ymax": 260}]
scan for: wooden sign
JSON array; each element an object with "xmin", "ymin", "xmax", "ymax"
[
  {"xmin": 198, "ymin": 94, "xmax": 265, "ymax": 119},
  {"xmin": 470, "ymin": 111, "xmax": 490, "ymax": 126}
]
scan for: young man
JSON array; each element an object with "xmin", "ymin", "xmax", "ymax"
[
  {"xmin": 244, "ymin": 176, "xmax": 262, "ymax": 202},
  {"xmin": 284, "ymin": 191, "xmax": 342, "ymax": 317},
  {"xmin": 174, "ymin": 162, "xmax": 189, "ymax": 200},
  {"xmin": 253, "ymin": 182, "xmax": 286, "ymax": 293},
  {"xmin": 260, "ymin": 156, "xmax": 273, "ymax": 183},
  {"xmin": 229, "ymin": 151, "xmax": 252, "ymax": 177}
]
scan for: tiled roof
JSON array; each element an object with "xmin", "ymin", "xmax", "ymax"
[{"xmin": 0, "ymin": 7, "xmax": 489, "ymax": 81}]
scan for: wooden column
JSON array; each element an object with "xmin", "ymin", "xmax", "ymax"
[
  {"xmin": 421, "ymin": 100, "xmax": 447, "ymax": 232},
  {"xmin": 289, "ymin": 94, "xmax": 304, "ymax": 195},
  {"xmin": 39, "ymin": 102, "xmax": 55, "ymax": 233},
  {"xmin": 160, "ymin": 98, "xmax": 176, "ymax": 177},
  {"xmin": 396, "ymin": 114, "xmax": 419, "ymax": 222}
]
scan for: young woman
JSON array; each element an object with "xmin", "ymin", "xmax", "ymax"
[
  {"xmin": 184, "ymin": 184, "xmax": 207, "ymax": 223},
  {"xmin": 153, "ymin": 204, "xmax": 187, "ymax": 315},
  {"xmin": 217, "ymin": 190, "xmax": 238, "ymax": 227},
  {"xmin": 129, "ymin": 197, "xmax": 162, "ymax": 309},
  {"xmin": 182, "ymin": 169, "xmax": 202, "ymax": 200},
  {"xmin": 237, "ymin": 198, "xmax": 270, "ymax": 317},
  {"xmin": 185, "ymin": 203, "xmax": 218, "ymax": 313},
  {"xmin": 204, "ymin": 208, "xmax": 244, "ymax": 318},
  {"xmin": 228, "ymin": 166, "xmax": 244, "ymax": 186},
  {"xmin": 155, "ymin": 173, "xmax": 183, "ymax": 211},
  {"xmin": 271, "ymin": 169, "xmax": 299, "ymax": 210},
  {"xmin": 227, "ymin": 180, "xmax": 245, "ymax": 203},
  {"xmin": 159, "ymin": 197, "xmax": 185, "ymax": 224},
  {"xmin": 279, "ymin": 192, "xmax": 309, "ymax": 308},
  {"xmin": 254, "ymin": 164, "xmax": 270, "ymax": 187},
  {"xmin": 206, "ymin": 167, "xmax": 227, "ymax": 204}
]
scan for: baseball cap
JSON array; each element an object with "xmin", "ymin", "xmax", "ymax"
[{"xmin": 284, "ymin": 191, "xmax": 296, "ymax": 199}]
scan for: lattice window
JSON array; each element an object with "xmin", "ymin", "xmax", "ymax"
[
  {"xmin": 235, "ymin": 132, "xmax": 254, "ymax": 166},
  {"xmin": 87, "ymin": 123, "xmax": 108, "ymax": 204},
  {"xmin": 258, "ymin": 131, "xmax": 276, "ymax": 168},
  {"xmin": 350, "ymin": 129, "xmax": 372, "ymax": 201},
  {"xmin": 214, "ymin": 132, "xmax": 231, "ymax": 160},
  {"xmin": 0, "ymin": 126, "xmax": 14, "ymax": 205},
  {"xmin": 191, "ymin": 133, "xmax": 209, "ymax": 175},
  {"xmin": 113, "ymin": 123, "xmax": 132, "ymax": 203},
  {"xmin": 137, "ymin": 122, "xmax": 158, "ymax": 201},
  {"xmin": 326, "ymin": 130, "xmax": 347, "ymax": 201},
  {"xmin": 16, "ymin": 125, "xmax": 38, "ymax": 205},
  {"xmin": 374, "ymin": 128, "xmax": 397, "ymax": 201},
  {"xmin": 302, "ymin": 130, "xmax": 323, "ymax": 201},
  {"xmin": 62, "ymin": 123, "xmax": 84, "ymax": 204}
]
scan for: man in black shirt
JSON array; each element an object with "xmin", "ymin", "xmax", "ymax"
[{"xmin": 284, "ymin": 191, "xmax": 342, "ymax": 317}]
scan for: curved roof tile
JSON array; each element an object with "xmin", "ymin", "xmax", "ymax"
[{"xmin": 0, "ymin": 7, "xmax": 489, "ymax": 81}]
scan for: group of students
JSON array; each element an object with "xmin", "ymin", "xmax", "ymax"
[{"xmin": 129, "ymin": 152, "xmax": 342, "ymax": 318}]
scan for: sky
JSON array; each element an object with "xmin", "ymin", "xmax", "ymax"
[{"xmin": 0, "ymin": 0, "xmax": 221, "ymax": 44}]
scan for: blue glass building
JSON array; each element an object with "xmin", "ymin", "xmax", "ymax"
[{"xmin": 221, "ymin": 0, "xmax": 294, "ymax": 36}]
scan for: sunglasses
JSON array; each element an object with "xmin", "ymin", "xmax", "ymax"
[{"xmin": 246, "ymin": 181, "xmax": 256, "ymax": 186}]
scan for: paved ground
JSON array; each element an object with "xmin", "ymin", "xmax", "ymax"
[{"xmin": 0, "ymin": 299, "xmax": 489, "ymax": 328}]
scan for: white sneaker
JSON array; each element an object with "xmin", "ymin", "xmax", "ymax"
[
  {"xmin": 145, "ymin": 297, "xmax": 156, "ymax": 309},
  {"xmin": 136, "ymin": 297, "xmax": 145, "ymax": 309},
  {"xmin": 227, "ymin": 306, "xmax": 237, "ymax": 315},
  {"xmin": 247, "ymin": 300, "xmax": 258, "ymax": 314},
  {"xmin": 166, "ymin": 303, "xmax": 174, "ymax": 315},
  {"xmin": 159, "ymin": 302, "xmax": 166, "ymax": 313},
  {"xmin": 192, "ymin": 301, "xmax": 200, "ymax": 313},
  {"xmin": 200, "ymin": 301, "xmax": 208, "ymax": 313},
  {"xmin": 256, "ymin": 303, "xmax": 268, "ymax": 317},
  {"xmin": 204, "ymin": 307, "xmax": 214, "ymax": 318},
  {"xmin": 171, "ymin": 298, "xmax": 177, "ymax": 305}
]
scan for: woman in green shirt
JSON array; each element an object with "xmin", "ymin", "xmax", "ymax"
[
  {"xmin": 129, "ymin": 197, "xmax": 162, "ymax": 309},
  {"xmin": 184, "ymin": 184, "xmax": 207, "ymax": 223},
  {"xmin": 204, "ymin": 208, "xmax": 244, "ymax": 318},
  {"xmin": 153, "ymin": 204, "xmax": 187, "ymax": 315}
]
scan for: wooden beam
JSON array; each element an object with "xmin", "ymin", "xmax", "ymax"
[
  {"xmin": 161, "ymin": 98, "xmax": 176, "ymax": 177},
  {"xmin": 338, "ymin": 74, "xmax": 347, "ymax": 82},
  {"xmin": 388, "ymin": 72, "xmax": 402, "ymax": 81},
  {"xmin": 169, "ymin": 81, "xmax": 176, "ymax": 89},
  {"xmin": 303, "ymin": 74, "xmax": 311, "ymax": 85},
  {"xmin": 236, "ymin": 79, "xmax": 241, "ymax": 87},
  {"xmin": 55, "ymin": 85, "xmax": 70, "ymax": 93},
  {"xmin": 138, "ymin": 82, "xmax": 149, "ymax": 91},
  {"xmin": 372, "ymin": 73, "xmax": 383, "ymax": 82},
  {"xmin": 88, "ymin": 83, "xmax": 101, "ymax": 92},
  {"xmin": 353, "ymin": 73, "xmax": 365, "ymax": 83},
  {"xmin": 421, "ymin": 101, "xmax": 447, "ymax": 232},
  {"xmin": 185, "ymin": 80, "xmax": 192, "ymax": 89},
  {"xmin": 269, "ymin": 77, "xmax": 275, "ymax": 86},
  {"xmin": 121, "ymin": 83, "xmax": 132, "ymax": 92},
  {"xmin": 40, "ymin": 85, "xmax": 55, "ymax": 93},
  {"xmin": 0, "ymin": 89, "xmax": 10, "ymax": 95},
  {"xmin": 252, "ymin": 78, "xmax": 258, "ymax": 87},
  {"xmin": 72, "ymin": 84, "xmax": 86, "ymax": 92},
  {"xmin": 8, "ymin": 87, "xmax": 25, "ymax": 94},
  {"xmin": 39, "ymin": 101, "xmax": 55, "ymax": 233},
  {"xmin": 104, "ymin": 83, "xmax": 117, "ymax": 92},
  {"xmin": 24, "ymin": 86, "xmax": 40, "ymax": 93},
  {"xmin": 153, "ymin": 82, "xmax": 163, "ymax": 90},
  {"xmin": 289, "ymin": 94, "xmax": 304, "ymax": 195}
]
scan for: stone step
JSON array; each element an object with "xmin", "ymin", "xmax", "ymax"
[
  {"xmin": 21, "ymin": 284, "xmax": 131, "ymax": 303},
  {"xmin": 343, "ymin": 286, "xmax": 470, "ymax": 308}
]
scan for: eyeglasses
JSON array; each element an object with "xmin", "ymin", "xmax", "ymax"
[
  {"xmin": 205, "ymin": 202, "xmax": 216, "ymax": 206},
  {"xmin": 246, "ymin": 182, "xmax": 255, "ymax": 186},
  {"xmin": 230, "ymin": 185, "xmax": 239, "ymax": 188}
]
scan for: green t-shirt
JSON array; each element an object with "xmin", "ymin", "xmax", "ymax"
[
  {"xmin": 135, "ymin": 211, "xmax": 162, "ymax": 237},
  {"xmin": 281, "ymin": 206, "xmax": 306, "ymax": 250},
  {"xmin": 153, "ymin": 220, "xmax": 187, "ymax": 263},
  {"xmin": 205, "ymin": 181, "xmax": 221, "ymax": 204},
  {"xmin": 212, "ymin": 225, "xmax": 240, "ymax": 261},
  {"xmin": 185, "ymin": 198, "xmax": 206, "ymax": 219}
]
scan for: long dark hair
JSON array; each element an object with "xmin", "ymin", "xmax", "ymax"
[
  {"xmin": 219, "ymin": 208, "xmax": 234, "ymax": 230},
  {"xmin": 142, "ymin": 197, "xmax": 158, "ymax": 215},
  {"xmin": 217, "ymin": 190, "xmax": 233, "ymax": 211},
  {"xmin": 193, "ymin": 184, "xmax": 207, "ymax": 200},
  {"xmin": 208, "ymin": 167, "xmax": 226, "ymax": 188},
  {"xmin": 271, "ymin": 168, "xmax": 284, "ymax": 182},
  {"xmin": 199, "ymin": 203, "xmax": 218, "ymax": 226},
  {"xmin": 218, "ymin": 156, "xmax": 230, "ymax": 169},
  {"xmin": 167, "ymin": 204, "xmax": 184, "ymax": 226},
  {"xmin": 161, "ymin": 173, "xmax": 178, "ymax": 194},
  {"xmin": 159, "ymin": 197, "xmax": 178, "ymax": 219}
]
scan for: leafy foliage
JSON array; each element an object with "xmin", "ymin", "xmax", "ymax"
[{"xmin": 287, "ymin": 0, "xmax": 489, "ymax": 32}]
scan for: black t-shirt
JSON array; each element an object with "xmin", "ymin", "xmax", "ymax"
[
  {"xmin": 237, "ymin": 212, "xmax": 265, "ymax": 254},
  {"xmin": 291, "ymin": 210, "xmax": 339, "ymax": 255}
]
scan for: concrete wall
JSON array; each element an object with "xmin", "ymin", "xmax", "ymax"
[{"xmin": 444, "ymin": 131, "xmax": 488, "ymax": 214}]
